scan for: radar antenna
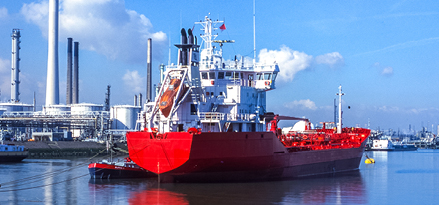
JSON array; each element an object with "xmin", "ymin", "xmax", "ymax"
[{"xmin": 213, "ymin": 40, "xmax": 234, "ymax": 56}]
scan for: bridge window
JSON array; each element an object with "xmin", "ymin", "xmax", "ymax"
[
  {"xmin": 201, "ymin": 72, "xmax": 208, "ymax": 79},
  {"xmin": 225, "ymin": 72, "xmax": 232, "ymax": 79},
  {"xmin": 233, "ymin": 72, "xmax": 239, "ymax": 79},
  {"xmin": 256, "ymin": 73, "xmax": 262, "ymax": 80},
  {"xmin": 264, "ymin": 73, "xmax": 271, "ymax": 80},
  {"xmin": 218, "ymin": 72, "xmax": 225, "ymax": 79},
  {"xmin": 209, "ymin": 72, "xmax": 216, "ymax": 79}
]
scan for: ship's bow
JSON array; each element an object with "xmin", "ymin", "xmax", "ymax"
[{"xmin": 126, "ymin": 131, "xmax": 193, "ymax": 174}]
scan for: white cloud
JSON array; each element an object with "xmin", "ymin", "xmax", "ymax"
[
  {"xmin": 0, "ymin": 58, "xmax": 11, "ymax": 101},
  {"xmin": 315, "ymin": 52, "xmax": 344, "ymax": 68},
  {"xmin": 372, "ymin": 62, "xmax": 394, "ymax": 77},
  {"xmin": 381, "ymin": 66, "xmax": 394, "ymax": 76},
  {"xmin": 0, "ymin": 7, "xmax": 8, "ymax": 19},
  {"xmin": 21, "ymin": 0, "xmax": 167, "ymax": 63},
  {"xmin": 122, "ymin": 70, "xmax": 143, "ymax": 93},
  {"xmin": 258, "ymin": 46, "xmax": 344, "ymax": 82},
  {"xmin": 21, "ymin": 1, "xmax": 49, "ymax": 29},
  {"xmin": 378, "ymin": 105, "xmax": 399, "ymax": 112},
  {"xmin": 258, "ymin": 45, "xmax": 313, "ymax": 82},
  {"xmin": 284, "ymin": 99, "xmax": 317, "ymax": 110}
]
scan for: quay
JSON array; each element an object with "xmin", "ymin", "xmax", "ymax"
[{"xmin": 8, "ymin": 141, "xmax": 127, "ymax": 158}]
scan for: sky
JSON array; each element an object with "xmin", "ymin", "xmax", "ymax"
[{"xmin": 1, "ymin": 0, "xmax": 439, "ymax": 133}]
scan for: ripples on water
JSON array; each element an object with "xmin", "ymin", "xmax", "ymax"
[{"xmin": 1, "ymin": 150, "xmax": 439, "ymax": 204}]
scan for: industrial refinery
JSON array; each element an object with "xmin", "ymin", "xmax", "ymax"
[{"xmin": 0, "ymin": 0, "xmax": 145, "ymax": 142}]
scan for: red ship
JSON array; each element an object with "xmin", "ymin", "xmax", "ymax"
[{"xmin": 127, "ymin": 15, "xmax": 370, "ymax": 183}]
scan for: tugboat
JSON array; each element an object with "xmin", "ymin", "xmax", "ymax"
[
  {"xmin": 0, "ymin": 143, "xmax": 28, "ymax": 162},
  {"xmin": 88, "ymin": 157, "xmax": 155, "ymax": 179},
  {"xmin": 126, "ymin": 15, "xmax": 371, "ymax": 182},
  {"xmin": 368, "ymin": 139, "xmax": 418, "ymax": 151}
]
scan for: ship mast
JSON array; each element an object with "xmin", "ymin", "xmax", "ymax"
[
  {"xmin": 196, "ymin": 15, "xmax": 222, "ymax": 59},
  {"xmin": 336, "ymin": 85, "xmax": 344, "ymax": 134},
  {"xmin": 253, "ymin": 0, "xmax": 256, "ymax": 65}
]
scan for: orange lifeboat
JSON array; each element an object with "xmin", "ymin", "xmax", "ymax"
[{"xmin": 159, "ymin": 79, "xmax": 181, "ymax": 117}]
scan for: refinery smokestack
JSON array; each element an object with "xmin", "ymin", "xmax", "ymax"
[
  {"xmin": 11, "ymin": 29, "xmax": 21, "ymax": 102},
  {"xmin": 138, "ymin": 93, "xmax": 142, "ymax": 107},
  {"xmin": 45, "ymin": 0, "xmax": 59, "ymax": 106},
  {"xmin": 73, "ymin": 41, "xmax": 79, "ymax": 104},
  {"xmin": 66, "ymin": 38, "xmax": 72, "ymax": 105},
  {"xmin": 147, "ymin": 38, "xmax": 152, "ymax": 102}
]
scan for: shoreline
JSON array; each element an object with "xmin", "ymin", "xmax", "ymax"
[{"xmin": 7, "ymin": 141, "xmax": 128, "ymax": 158}]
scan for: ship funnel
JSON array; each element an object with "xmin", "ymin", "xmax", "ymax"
[
  {"xmin": 181, "ymin": 28, "xmax": 187, "ymax": 44},
  {"xmin": 180, "ymin": 28, "xmax": 188, "ymax": 65},
  {"xmin": 188, "ymin": 28, "xmax": 194, "ymax": 45}
]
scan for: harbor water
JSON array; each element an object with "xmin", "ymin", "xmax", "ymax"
[{"xmin": 1, "ymin": 150, "xmax": 439, "ymax": 204}]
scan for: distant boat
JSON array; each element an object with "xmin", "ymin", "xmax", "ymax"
[
  {"xmin": 0, "ymin": 143, "xmax": 28, "ymax": 162},
  {"xmin": 367, "ymin": 139, "xmax": 417, "ymax": 151}
]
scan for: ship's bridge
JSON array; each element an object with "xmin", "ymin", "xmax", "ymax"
[{"xmin": 199, "ymin": 59, "xmax": 279, "ymax": 90}]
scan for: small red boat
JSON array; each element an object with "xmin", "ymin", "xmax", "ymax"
[{"xmin": 88, "ymin": 158, "xmax": 155, "ymax": 179}]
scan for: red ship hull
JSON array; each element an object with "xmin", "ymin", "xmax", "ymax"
[{"xmin": 127, "ymin": 130, "xmax": 369, "ymax": 183}]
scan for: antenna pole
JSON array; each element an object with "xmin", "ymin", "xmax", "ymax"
[
  {"xmin": 336, "ymin": 85, "xmax": 344, "ymax": 134},
  {"xmin": 253, "ymin": 0, "xmax": 256, "ymax": 64}
]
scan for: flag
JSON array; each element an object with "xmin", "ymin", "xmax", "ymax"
[{"xmin": 219, "ymin": 23, "xmax": 226, "ymax": 31}]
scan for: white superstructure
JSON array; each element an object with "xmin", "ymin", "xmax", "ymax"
[{"xmin": 139, "ymin": 15, "xmax": 279, "ymax": 133}]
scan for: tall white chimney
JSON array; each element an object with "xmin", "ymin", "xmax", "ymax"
[
  {"xmin": 147, "ymin": 38, "xmax": 152, "ymax": 102},
  {"xmin": 45, "ymin": 0, "xmax": 59, "ymax": 106},
  {"xmin": 11, "ymin": 29, "xmax": 21, "ymax": 102}
]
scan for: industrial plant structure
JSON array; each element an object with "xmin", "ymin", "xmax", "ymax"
[{"xmin": 0, "ymin": 0, "xmax": 146, "ymax": 142}]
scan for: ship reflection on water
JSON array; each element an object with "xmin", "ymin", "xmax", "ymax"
[
  {"xmin": 89, "ymin": 170, "xmax": 366, "ymax": 204},
  {"xmin": 129, "ymin": 189, "xmax": 189, "ymax": 205}
]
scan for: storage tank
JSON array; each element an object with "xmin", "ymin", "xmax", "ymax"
[
  {"xmin": 111, "ymin": 105, "xmax": 141, "ymax": 130},
  {"xmin": 0, "ymin": 102, "xmax": 34, "ymax": 112},
  {"xmin": 43, "ymin": 104, "xmax": 70, "ymax": 115},
  {"xmin": 0, "ymin": 108, "xmax": 6, "ymax": 116},
  {"xmin": 70, "ymin": 103, "xmax": 103, "ymax": 115}
]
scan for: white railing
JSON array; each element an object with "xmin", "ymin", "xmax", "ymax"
[
  {"xmin": 199, "ymin": 112, "xmax": 254, "ymax": 122},
  {"xmin": 0, "ymin": 111, "xmax": 110, "ymax": 119},
  {"xmin": 199, "ymin": 112, "xmax": 225, "ymax": 121},
  {"xmin": 227, "ymin": 113, "xmax": 252, "ymax": 121}
]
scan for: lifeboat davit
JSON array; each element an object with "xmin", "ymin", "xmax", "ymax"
[{"xmin": 159, "ymin": 78, "xmax": 181, "ymax": 117}]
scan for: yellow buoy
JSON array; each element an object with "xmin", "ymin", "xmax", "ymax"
[{"xmin": 365, "ymin": 158, "xmax": 375, "ymax": 164}]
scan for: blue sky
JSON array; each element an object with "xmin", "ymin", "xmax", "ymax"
[{"xmin": 1, "ymin": 0, "xmax": 439, "ymax": 133}]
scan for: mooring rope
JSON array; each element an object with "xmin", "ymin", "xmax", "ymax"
[{"xmin": 0, "ymin": 148, "xmax": 112, "ymax": 191}]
